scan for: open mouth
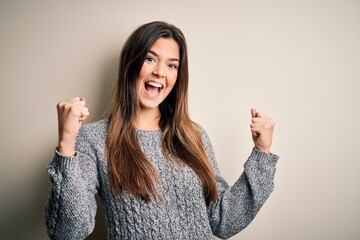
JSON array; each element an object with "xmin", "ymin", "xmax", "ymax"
[{"xmin": 145, "ymin": 81, "xmax": 163, "ymax": 96}]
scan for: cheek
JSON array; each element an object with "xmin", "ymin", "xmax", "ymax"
[
  {"xmin": 138, "ymin": 68, "xmax": 146, "ymax": 80},
  {"xmin": 168, "ymin": 78, "xmax": 177, "ymax": 90},
  {"xmin": 169, "ymin": 73, "xmax": 178, "ymax": 88},
  {"xmin": 139, "ymin": 63, "xmax": 152, "ymax": 79}
]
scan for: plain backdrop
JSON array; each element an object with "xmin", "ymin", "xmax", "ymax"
[{"xmin": 1, "ymin": 0, "xmax": 359, "ymax": 239}]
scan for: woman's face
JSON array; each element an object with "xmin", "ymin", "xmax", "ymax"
[{"xmin": 137, "ymin": 37, "xmax": 180, "ymax": 111}]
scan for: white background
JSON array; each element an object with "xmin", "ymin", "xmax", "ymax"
[{"xmin": 1, "ymin": 0, "xmax": 359, "ymax": 239}]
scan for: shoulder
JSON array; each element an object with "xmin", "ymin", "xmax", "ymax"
[
  {"xmin": 77, "ymin": 118, "xmax": 109, "ymax": 146},
  {"xmin": 80, "ymin": 118, "xmax": 109, "ymax": 134},
  {"xmin": 192, "ymin": 122, "xmax": 218, "ymax": 167},
  {"xmin": 193, "ymin": 121, "xmax": 212, "ymax": 144}
]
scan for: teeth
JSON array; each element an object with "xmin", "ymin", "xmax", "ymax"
[{"xmin": 146, "ymin": 81, "xmax": 162, "ymax": 88}]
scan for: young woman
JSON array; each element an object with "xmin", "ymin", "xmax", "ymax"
[{"xmin": 45, "ymin": 21, "xmax": 279, "ymax": 239}]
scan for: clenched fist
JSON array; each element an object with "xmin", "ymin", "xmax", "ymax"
[
  {"xmin": 250, "ymin": 108, "xmax": 274, "ymax": 154},
  {"xmin": 57, "ymin": 97, "xmax": 90, "ymax": 156}
]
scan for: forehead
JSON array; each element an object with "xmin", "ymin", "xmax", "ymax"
[{"xmin": 149, "ymin": 38, "xmax": 180, "ymax": 59}]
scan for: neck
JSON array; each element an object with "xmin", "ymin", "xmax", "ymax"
[{"xmin": 134, "ymin": 107, "xmax": 161, "ymax": 130}]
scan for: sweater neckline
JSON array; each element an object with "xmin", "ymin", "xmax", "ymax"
[
  {"xmin": 135, "ymin": 128, "xmax": 162, "ymax": 133},
  {"xmin": 135, "ymin": 128, "xmax": 162, "ymax": 138}
]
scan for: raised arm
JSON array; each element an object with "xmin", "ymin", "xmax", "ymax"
[
  {"xmin": 45, "ymin": 97, "xmax": 99, "ymax": 239},
  {"xmin": 204, "ymin": 109, "xmax": 279, "ymax": 239}
]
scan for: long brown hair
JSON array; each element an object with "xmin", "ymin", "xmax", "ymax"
[{"xmin": 107, "ymin": 21, "xmax": 217, "ymax": 205}]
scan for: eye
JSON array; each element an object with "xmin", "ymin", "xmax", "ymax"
[
  {"xmin": 168, "ymin": 64, "xmax": 178, "ymax": 69},
  {"xmin": 145, "ymin": 56, "xmax": 155, "ymax": 62}
]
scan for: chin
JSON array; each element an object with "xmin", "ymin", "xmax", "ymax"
[{"xmin": 140, "ymin": 102, "xmax": 161, "ymax": 110}]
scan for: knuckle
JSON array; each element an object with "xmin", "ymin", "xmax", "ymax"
[
  {"xmin": 69, "ymin": 106, "xmax": 77, "ymax": 113},
  {"xmin": 64, "ymin": 104, "xmax": 71, "ymax": 110},
  {"xmin": 57, "ymin": 101, "xmax": 65, "ymax": 108}
]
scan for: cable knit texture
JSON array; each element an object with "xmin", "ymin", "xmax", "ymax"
[{"xmin": 45, "ymin": 119, "xmax": 279, "ymax": 239}]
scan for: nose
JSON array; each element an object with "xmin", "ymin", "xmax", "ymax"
[{"xmin": 152, "ymin": 63, "xmax": 166, "ymax": 79}]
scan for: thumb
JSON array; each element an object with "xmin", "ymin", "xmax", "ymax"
[
  {"xmin": 251, "ymin": 108, "xmax": 257, "ymax": 118},
  {"xmin": 79, "ymin": 97, "xmax": 86, "ymax": 105}
]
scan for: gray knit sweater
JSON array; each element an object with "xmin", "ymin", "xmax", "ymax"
[{"xmin": 45, "ymin": 119, "xmax": 278, "ymax": 239}]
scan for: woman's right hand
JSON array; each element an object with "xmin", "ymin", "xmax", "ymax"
[{"xmin": 57, "ymin": 97, "xmax": 90, "ymax": 156}]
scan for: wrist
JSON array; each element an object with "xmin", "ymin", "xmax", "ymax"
[
  {"xmin": 58, "ymin": 140, "xmax": 76, "ymax": 156},
  {"xmin": 255, "ymin": 146, "xmax": 271, "ymax": 154}
]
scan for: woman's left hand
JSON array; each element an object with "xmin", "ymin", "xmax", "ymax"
[{"xmin": 250, "ymin": 108, "xmax": 275, "ymax": 154}]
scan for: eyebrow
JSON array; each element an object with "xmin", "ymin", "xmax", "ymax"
[{"xmin": 149, "ymin": 50, "xmax": 180, "ymax": 62}]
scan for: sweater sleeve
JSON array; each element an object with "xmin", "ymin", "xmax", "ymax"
[
  {"xmin": 201, "ymin": 128, "xmax": 279, "ymax": 239},
  {"xmin": 45, "ymin": 127, "xmax": 100, "ymax": 240}
]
